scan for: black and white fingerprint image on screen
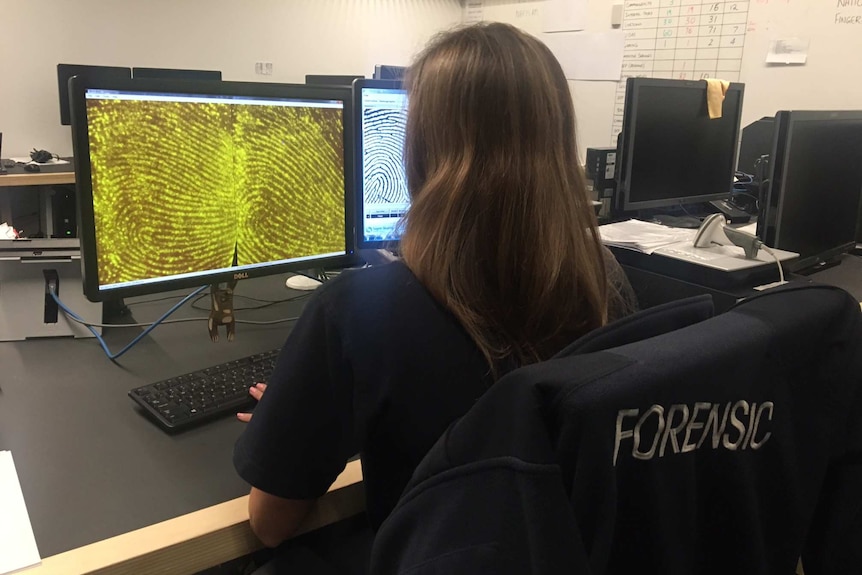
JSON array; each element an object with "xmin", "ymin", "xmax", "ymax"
[{"xmin": 361, "ymin": 87, "xmax": 409, "ymax": 243}]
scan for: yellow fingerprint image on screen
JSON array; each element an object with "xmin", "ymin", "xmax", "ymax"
[{"xmin": 86, "ymin": 98, "xmax": 345, "ymax": 286}]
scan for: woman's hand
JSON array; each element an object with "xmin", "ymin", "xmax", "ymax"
[{"xmin": 236, "ymin": 382, "xmax": 267, "ymax": 422}]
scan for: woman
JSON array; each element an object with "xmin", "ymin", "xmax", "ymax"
[{"xmin": 233, "ymin": 22, "xmax": 636, "ymax": 549}]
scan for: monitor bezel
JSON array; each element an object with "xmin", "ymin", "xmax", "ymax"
[
  {"xmin": 69, "ymin": 76, "xmax": 356, "ymax": 302},
  {"xmin": 131, "ymin": 68, "xmax": 222, "ymax": 81},
  {"xmin": 757, "ymin": 109, "xmax": 862, "ymax": 272},
  {"xmin": 617, "ymin": 77, "xmax": 745, "ymax": 212},
  {"xmin": 57, "ymin": 64, "xmax": 132, "ymax": 126},
  {"xmin": 352, "ymin": 78, "xmax": 408, "ymax": 250}
]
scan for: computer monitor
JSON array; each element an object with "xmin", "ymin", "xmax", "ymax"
[
  {"xmin": 306, "ymin": 74, "xmax": 365, "ymax": 86},
  {"xmin": 68, "ymin": 77, "xmax": 355, "ymax": 302},
  {"xmin": 615, "ymin": 78, "xmax": 744, "ymax": 213},
  {"xmin": 132, "ymin": 68, "xmax": 222, "ymax": 81},
  {"xmin": 57, "ymin": 64, "xmax": 132, "ymax": 126},
  {"xmin": 373, "ymin": 66, "xmax": 406, "ymax": 81},
  {"xmin": 757, "ymin": 110, "xmax": 862, "ymax": 273},
  {"xmin": 353, "ymin": 79, "xmax": 409, "ymax": 249},
  {"xmin": 737, "ymin": 116, "xmax": 774, "ymax": 177}
]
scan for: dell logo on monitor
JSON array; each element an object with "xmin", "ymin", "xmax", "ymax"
[{"xmin": 233, "ymin": 272, "xmax": 249, "ymax": 280}]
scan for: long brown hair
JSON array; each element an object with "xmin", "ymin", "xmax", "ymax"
[{"xmin": 401, "ymin": 22, "xmax": 610, "ymax": 374}]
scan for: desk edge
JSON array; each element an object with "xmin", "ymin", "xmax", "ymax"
[{"xmin": 29, "ymin": 459, "xmax": 364, "ymax": 575}]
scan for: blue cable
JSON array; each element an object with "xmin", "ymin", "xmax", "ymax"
[{"xmin": 50, "ymin": 285, "xmax": 209, "ymax": 362}]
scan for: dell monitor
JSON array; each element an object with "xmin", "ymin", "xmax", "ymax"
[
  {"xmin": 616, "ymin": 78, "xmax": 744, "ymax": 214},
  {"xmin": 132, "ymin": 68, "xmax": 222, "ymax": 81},
  {"xmin": 757, "ymin": 110, "xmax": 862, "ymax": 274},
  {"xmin": 68, "ymin": 77, "xmax": 355, "ymax": 301},
  {"xmin": 353, "ymin": 78, "xmax": 409, "ymax": 249},
  {"xmin": 57, "ymin": 64, "xmax": 132, "ymax": 126}
]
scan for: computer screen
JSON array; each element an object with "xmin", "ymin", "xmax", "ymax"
[
  {"xmin": 616, "ymin": 78, "xmax": 744, "ymax": 212},
  {"xmin": 757, "ymin": 110, "xmax": 862, "ymax": 273},
  {"xmin": 57, "ymin": 64, "xmax": 132, "ymax": 126},
  {"xmin": 68, "ymin": 77, "xmax": 355, "ymax": 301},
  {"xmin": 132, "ymin": 68, "xmax": 222, "ymax": 81},
  {"xmin": 353, "ymin": 79, "xmax": 409, "ymax": 249}
]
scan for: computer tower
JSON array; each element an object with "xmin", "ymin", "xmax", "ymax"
[
  {"xmin": 585, "ymin": 147, "xmax": 617, "ymax": 217},
  {"xmin": 52, "ymin": 186, "xmax": 77, "ymax": 238}
]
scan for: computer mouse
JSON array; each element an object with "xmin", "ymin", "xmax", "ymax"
[{"xmin": 24, "ymin": 163, "xmax": 41, "ymax": 173}]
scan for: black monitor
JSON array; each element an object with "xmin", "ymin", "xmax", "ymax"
[
  {"xmin": 616, "ymin": 78, "xmax": 744, "ymax": 213},
  {"xmin": 373, "ymin": 66, "xmax": 406, "ymax": 81},
  {"xmin": 306, "ymin": 74, "xmax": 365, "ymax": 86},
  {"xmin": 57, "ymin": 64, "xmax": 132, "ymax": 126},
  {"xmin": 132, "ymin": 68, "xmax": 222, "ymax": 81},
  {"xmin": 737, "ymin": 116, "xmax": 774, "ymax": 177},
  {"xmin": 353, "ymin": 79, "xmax": 409, "ymax": 249},
  {"xmin": 68, "ymin": 77, "xmax": 355, "ymax": 302},
  {"xmin": 757, "ymin": 110, "xmax": 862, "ymax": 273}
]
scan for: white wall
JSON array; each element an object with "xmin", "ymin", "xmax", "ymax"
[
  {"xmin": 0, "ymin": 0, "xmax": 462, "ymax": 158},
  {"xmin": 479, "ymin": 0, "xmax": 862, "ymax": 152}
]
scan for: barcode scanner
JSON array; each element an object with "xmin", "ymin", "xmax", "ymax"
[{"xmin": 693, "ymin": 213, "xmax": 762, "ymax": 259}]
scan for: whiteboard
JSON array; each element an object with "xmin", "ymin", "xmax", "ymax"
[{"xmin": 470, "ymin": 0, "xmax": 862, "ymax": 154}]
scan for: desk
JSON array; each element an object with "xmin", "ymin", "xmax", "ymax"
[
  {"xmin": 0, "ymin": 161, "xmax": 75, "ymax": 187},
  {"xmin": 620, "ymin": 251, "xmax": 862, "ymax": 313},
  {"xmin": 0, "ymin": 275, "xmax": 364, "ymax": 574}
]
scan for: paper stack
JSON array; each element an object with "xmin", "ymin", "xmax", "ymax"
[{"xmin": 598, "ymin": 219, "xmax": 698, "ymax": 255}]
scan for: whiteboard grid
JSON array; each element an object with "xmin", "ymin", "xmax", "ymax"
[{"xmin": 611, "ymin": 0, "xmax": 751, "ymax": 143}]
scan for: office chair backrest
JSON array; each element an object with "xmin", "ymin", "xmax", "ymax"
[{"xmin": 370, "ymin": 284, "xmax": 862, "ymax": 575}]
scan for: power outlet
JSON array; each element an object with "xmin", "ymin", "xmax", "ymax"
[{"xmin": 254, "ymin": 62, "xmax": 273, "ymax": 76}]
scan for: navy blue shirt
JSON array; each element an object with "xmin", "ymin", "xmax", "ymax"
[{"xmin": 234, "ymin": 258, "xmax": 635, "ymax": 529}]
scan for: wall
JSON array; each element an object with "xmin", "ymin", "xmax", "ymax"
[
  {"xmin": 3, "ymin": 0, "xmax": 857, "ymax": 160},
  {"xmin": 477, "ymin": 0, "xmax": 862, "ymax": 152},
  {"xmin": 0, "ymin": 0, "xmax": 462, "ymax": 158}
]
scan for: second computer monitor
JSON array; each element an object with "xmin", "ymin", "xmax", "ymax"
[
  {"xmin": 758, "ymin": 110, "xmax": 862, "ymax": 272},
  {"xmin": 616, "ymin": 78, "xmax": 744, "ymax": 212},
  {"xmin": 353, "ymin": 79, "xmax": 409, "ymax": 249},
  {"xmin": 132, "ymin": 68, "xmax": 222, "ymax": 81},
  {"xmin": 57, "ymin": 64, "xmax": 132, "ymax": 125}
]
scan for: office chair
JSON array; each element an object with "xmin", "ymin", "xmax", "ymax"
[{"xmin": 370, "ymin": 284, "xmax": 862, "ymax": 575}]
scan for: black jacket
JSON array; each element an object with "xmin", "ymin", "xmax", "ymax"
[{"xmin": 370, "ymin": 285, "xmax": 862, "ymax": 575}]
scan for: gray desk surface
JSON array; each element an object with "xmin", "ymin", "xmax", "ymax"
[
  {"xmin": 804, "ymin": 253, "xmax": 862, "ymax": 302},
  {"xmin": 0, "ymin": 274, "xmax": 306, "ymax": 558}
]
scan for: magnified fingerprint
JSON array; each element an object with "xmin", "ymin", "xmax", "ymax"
[
  {"xmin": 363, "ymin": 108, "xmax": 408, "ymax": 204},
  {"xmin": 86, "ymin": 98, "xmax": 345, "ymax": 287}
]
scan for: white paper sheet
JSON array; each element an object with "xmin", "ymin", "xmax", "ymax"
[
  {"xmin": 766, "ymin": 38, "xmax": 809, "ymax": 65},
  {"xmin": 599, "ymin": 219, "xmax": 698, "ymax": 254},
  {"xmin": 542, "ymin": 0, "xmax": 588, "ymax": 33},
  {"xmin": 0, "ymin": 452, "xmax": 41, "ymax": 575},
  {"xmin": 464, "ymin": 0, "xmax": 484, "ymax": 24},
  {"xmin": 542, "ymin": 31, "xmax": 625, "ymax": 81}
]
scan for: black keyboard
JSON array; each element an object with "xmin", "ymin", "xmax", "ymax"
[{"xmin": 129, "ymin": 349, "xmax": 279, "ymax": 431}]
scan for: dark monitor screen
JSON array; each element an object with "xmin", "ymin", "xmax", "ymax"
[
  {"xmin": 306, "ymin": 75, "xmax": 364, "ymax": 86},
  {"xmin": 617, "ymin": 78, "xmax": 744, "ymax": 211},
  {"xmin": 757, "ymin": 110, "xmax": 862, "ymax": 272},
  {"xmin": 132, "ymin": 68, "xmax": 222, "ymax": 81},
  {"xmin": 353, "ymin": 79, "xmax": 409, "ymax": 249},
  {"xmin": 57, "ymin": 64, "xmax": 131, "ymax": 125},
  {"xmin": 69, "ymin": 77, "xmax": 355, "ymax": 301}
]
